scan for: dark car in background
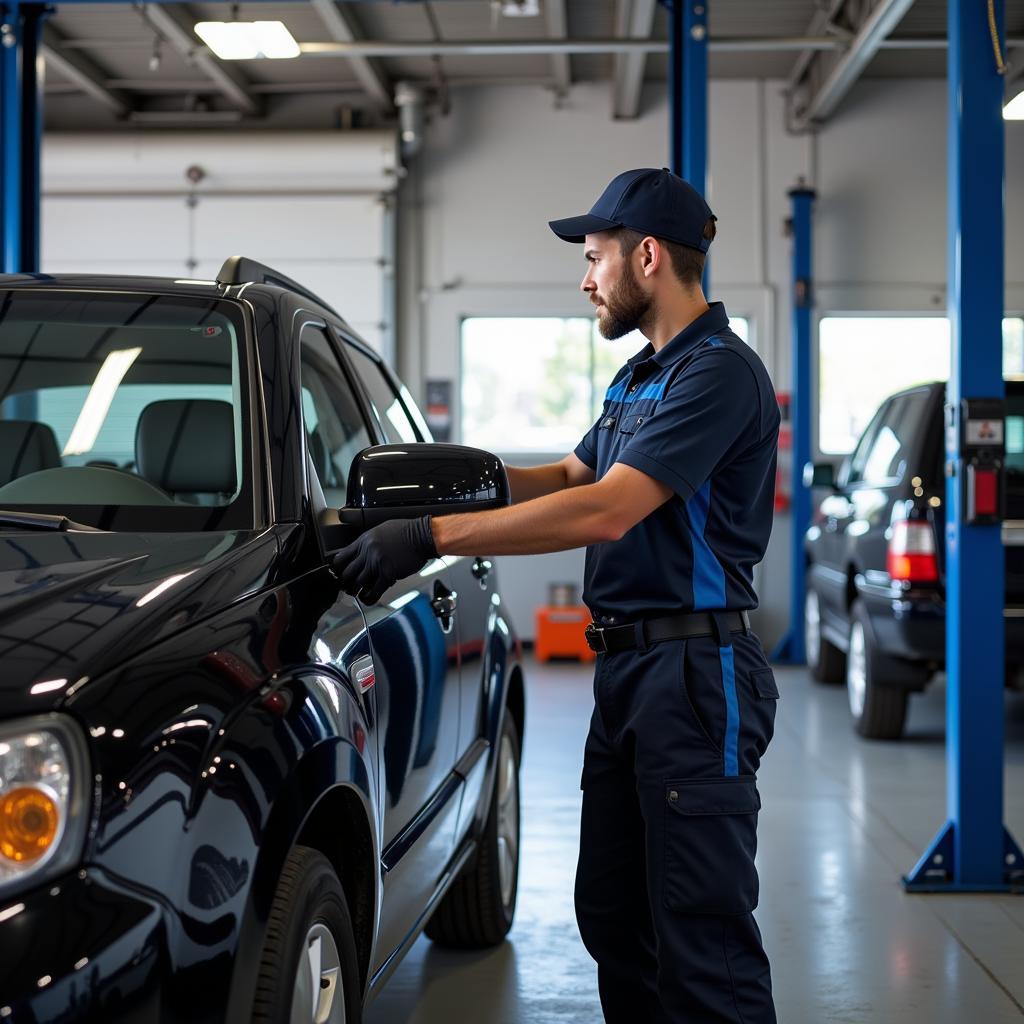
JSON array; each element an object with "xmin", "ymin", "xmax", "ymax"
[
  {"xmin": 0, "ymin": 259, "xmax": 525, "ymax": 1023},
  {"xmin": 804, "ymin": 379, "xmax": 1024, "ymax": 739}
]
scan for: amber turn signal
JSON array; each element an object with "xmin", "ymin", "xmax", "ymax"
[{"xmin": 0, "ymin": 786, "xmax": 60, "ymax": 864}]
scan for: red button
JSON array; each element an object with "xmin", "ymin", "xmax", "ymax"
[{"xmin": 974, "ymin": 468, "xmax": 998, "ymax": 517}]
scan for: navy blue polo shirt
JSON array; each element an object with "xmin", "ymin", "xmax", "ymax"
[{"xmin": 574, "ymin": 302, "xmax": 780, "ymax": 621}]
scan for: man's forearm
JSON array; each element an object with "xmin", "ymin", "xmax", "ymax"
[
  {"xmin": 504, "ymin": 462, "xmax": 569, "ymax": 503},
  {"xmin": 432, "ymin": 483, "xmax": 621, "ymax": 556}
]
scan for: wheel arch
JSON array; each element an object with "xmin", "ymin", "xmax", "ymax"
[{"xmin": 223, "ymin": 723, "xmax": 379, "ymax": 1024}]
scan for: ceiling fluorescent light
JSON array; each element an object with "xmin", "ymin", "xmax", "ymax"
[
  {"xmin": 63, "ymin": 347, "xmax": 142, "ymax": 456},
  {"xmin": 194, "ymin": 21, "xmax": 300, "ymax": 60},
  {"xmin": 1004, "ymin": 88, "xmax": 1024, "ymax": 120},
  {"xmin": 501, "ymin": 1, "xmax": 541, "ymax": 15}
]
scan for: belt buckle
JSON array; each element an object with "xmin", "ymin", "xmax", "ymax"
[{"xmin": 585, "ymin": 622, "xmax": 607, "ymax": 653}]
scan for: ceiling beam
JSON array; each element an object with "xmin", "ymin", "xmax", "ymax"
[
  {"xmin": 141, "ymin": 4, "xmax": 260, "ymax": 115},
  {"xmin": 544, "ymin": 0, "xmax": 570, "ymax": 96},
  {"xmin": 298, "ymin": 37, "xmax": 853, "ymax": 58},
  {"xmin": 787, "ymin": 0, "xmax": 850, "ymax": 90},
  {"xmin": 612, "ymin": 0, "xmax": 657, "ymax": 119},
  {"xmin": 308, "ymin": 0, "xmax": 392, "ymax": 107},
  {"xmin": 799, "ymin": 0, "xmax": 918, "ymax": 125},
  {"xmin": 41, "ymin": 24, "xmax": 131, "ymax": 116}
]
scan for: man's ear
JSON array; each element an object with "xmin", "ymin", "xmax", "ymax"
[{"xmin": 639, "ymin": 236, "xmax": 661, "ymax": 278}]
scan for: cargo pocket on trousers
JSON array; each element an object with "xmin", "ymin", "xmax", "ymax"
[{"xmin": 663, "ymin": 776, "xmax": 761, "ymax": 915}]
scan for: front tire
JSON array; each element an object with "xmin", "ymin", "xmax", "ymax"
[
  {"xmin": 425, "ymin": 713, "xmax": 521, "ymax": 948},
  {"xmin": 805, "ymin": 582, "xmax": 846, "ymax": 683},
  {"xmin": 253, "ymin": 845, "xmax": 362, "ymax": 1024},
  {"xmin": 847, "ymin": 600, "xmax": 909, "ymax": 740}
]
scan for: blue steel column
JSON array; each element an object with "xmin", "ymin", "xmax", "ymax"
[
  {"xmin": 668, "ymin": 0, "xmax": 709, "ymax": 285},
  {"xmin": 771, "ymin": 187, "xmax": 815, "ymax": 665},
  {"xmin": 0, "ymin": 4, "xmax": 22, "ymax": 273},
  {"xmin": 0, "ymin": 3, "xmax": 47, "ymax": 274},
  {"xmin": 904, "ymin": 0, "xmax": 1023, "ymax": 892},
  {"xmin": 19, "ymin": 5, "xmax": 46, "ymax": 272}
]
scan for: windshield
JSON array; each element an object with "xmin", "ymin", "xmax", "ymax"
[{"xmin": 0, "ymin": 290, "xmax": 255, "ymax": 531}]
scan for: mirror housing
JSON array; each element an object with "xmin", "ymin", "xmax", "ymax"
[
  {"xmin": 335, "ymin": 443, "xmax": 510, "ymax": 534},
  {"xmin": 803, "ymin": 461, "xmax": 837, "ymax": 490}
]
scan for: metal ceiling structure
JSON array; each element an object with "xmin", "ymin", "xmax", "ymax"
[{"xmin": 34, "ymin": 1, "xmax": 1024, "ymax": 131}]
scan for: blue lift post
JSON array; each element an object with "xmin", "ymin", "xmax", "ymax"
[
  {"xmin": 0, "ymin": 2, "xmax": 48, "ymax": 274},
  {"xmin": 770, "ymin": 188, "xmax": 815, "ymax": 665},
  {"xmin": 904, "ymin": 0, "xmax": 1023, "ymax": 892},
  {"xmin": 667, "ymin": 0, "xmax": 710, "ymax": 288}
]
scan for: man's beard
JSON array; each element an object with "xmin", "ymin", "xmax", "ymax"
[{"xmin": 595, "ymin": 264, "xmax": 654, "ymax": 340}]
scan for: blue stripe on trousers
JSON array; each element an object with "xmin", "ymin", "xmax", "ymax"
[{"xmin": 719, "ymin": 644, "xmax": 740, "ymax": 776}]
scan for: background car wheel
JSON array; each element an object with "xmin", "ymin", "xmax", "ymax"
[
  {"xmin": 847, "ymin": 600, "xmax": 909, "ymax": 740},
  {"xmin": 425, "ymin": 712, "xmax": 521, "ymax": 948},
  {"xmin": 805, "ymin": 582, "xmax": 846, "ymax": 683},
  {"xmin": 253, "ymin": 845, "xmax": 362, "ymax": 1024}
]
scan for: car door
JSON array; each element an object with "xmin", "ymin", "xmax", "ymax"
[
  {"xmin": 341, "ymin": 337, "xmax": 494, "ymax": 835},
  {"xmin": 298, "ymin": 323, "xmax": 462, "ymax": 968}
]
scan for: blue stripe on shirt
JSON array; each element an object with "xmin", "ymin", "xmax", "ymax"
[{"xmin": 687, "ymin": 480, "xmax": 727, "ymax": 609}]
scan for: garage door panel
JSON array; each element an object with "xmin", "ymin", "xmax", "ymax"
[
  {"xmin": 194, "ymin": 196, "xmax": 383, "ymax": 262},
  {"xmin": 43, "ymin": 198, "xmax": 188, "ymax": 267}
]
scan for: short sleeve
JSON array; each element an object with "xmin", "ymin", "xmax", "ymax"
[
  {"xmin": 574, "ymin": 416, "xmax": 601, "ymax": 470},
  {"xmin": 616, "ymin": 349, "xmax": 761, "ymax": 501}
]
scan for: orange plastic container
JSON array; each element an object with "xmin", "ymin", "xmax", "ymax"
[{"xmin": 534, "ymin": 605, "xmax": 596, "ymax": 663}]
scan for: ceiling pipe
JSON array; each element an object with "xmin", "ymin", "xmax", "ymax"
[{"xmin": 394, "ymin": 80, "xmax": 424, "ymax": 160}]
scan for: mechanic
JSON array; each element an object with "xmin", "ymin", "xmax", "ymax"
[{"xmin": 333, "ymin": 167, "xmax": 780, "ymax": 1024}]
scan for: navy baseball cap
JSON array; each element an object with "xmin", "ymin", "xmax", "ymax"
[{"xmin": 549, "ymin": 167, "xmax": 715, "ymax": 253}]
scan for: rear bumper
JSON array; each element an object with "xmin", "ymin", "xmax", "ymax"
[
  {"xmin": 860, "ymin": 586, "xmax": 1024, "ymax": 666},
  {"xmin": 0, "ymin": 866, "xmax": 163, "ymax": 1022}
]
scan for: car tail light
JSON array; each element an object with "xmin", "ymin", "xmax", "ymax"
[{"xmin": 887, "ymin": 519, "xmax": 939, "ymax": 583}]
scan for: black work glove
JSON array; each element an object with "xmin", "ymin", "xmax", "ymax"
[{"xmin": 332, "ymin": 515, "xmax": 438, "ymax": 605}]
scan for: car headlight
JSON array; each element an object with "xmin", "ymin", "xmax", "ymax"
[{"xmin": 0, "ymin": 715, "xmax": 91, "ymax": 899}]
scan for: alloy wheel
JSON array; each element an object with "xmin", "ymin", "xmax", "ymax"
[
  {"xmin": 847, "ymin": 621, "xmax": 867, "ymax": 720},
  {"xmin": 496, "ymin": 730, "xmax": 519, "ymax": 910},
  {"xmin": 804, "ymin": 589, "xmax": 821, "ymax": 669},
  {"xmin": 291, "ymin": 923, "xmax": 345, "ymax": 1024}
]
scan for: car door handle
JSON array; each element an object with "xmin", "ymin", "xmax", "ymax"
[
  {"xmin": 471, "ymin": 557, "xmax": 492, "ymax": 589},
  {"xmin": 431, "ymin": 580, "xmax": 457, "ymax": 634}
]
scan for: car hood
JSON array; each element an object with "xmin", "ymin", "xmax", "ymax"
[{"xmin": 0, "ymin": 528, "xmax": 281, "ymax": 718}]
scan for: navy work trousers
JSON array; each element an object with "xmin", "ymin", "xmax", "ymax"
[{"xmin": 574, "ymin": 625, "xmax": 779, "ymax": 1023}]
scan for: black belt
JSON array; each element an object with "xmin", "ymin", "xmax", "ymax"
[{"xmin": 584, "ymin": 610, "xmax": 750, "ymax": 654}]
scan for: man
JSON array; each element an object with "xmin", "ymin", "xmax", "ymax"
[{"xmin": 334, "ymin": 167, "xmax": 780, "ymax": 1023}]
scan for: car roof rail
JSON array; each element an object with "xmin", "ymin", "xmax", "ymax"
[{"xmin": 216, "ymin": 256, "xmax": 343, "ymax": 319}]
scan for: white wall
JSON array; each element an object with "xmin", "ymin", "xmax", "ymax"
[{"xmin": 397, "ymin": 78, "xmax": 1024, "ymax": 647}]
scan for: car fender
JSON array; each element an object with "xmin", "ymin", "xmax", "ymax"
[{"xmin": 222, "ymin": 677, "xmax": 379, "ymax": 1024}]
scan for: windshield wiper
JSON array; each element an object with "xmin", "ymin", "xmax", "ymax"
[{"xmin": 0, "ymin": 510, "xmax": 106, "ymax": 533}]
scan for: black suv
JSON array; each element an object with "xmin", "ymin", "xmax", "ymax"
[
  {"xmin": 804, "ymin": 379, "xmax": 1024, "ymax": 739},
  {"xmin": 0, "ymin": 259, "xmax": 525, "ymax": 1023}
]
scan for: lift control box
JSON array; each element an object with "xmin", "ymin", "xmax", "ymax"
[{"xmin": 952, "ymin": 397, "xmax": 1005, "ymax": 525}]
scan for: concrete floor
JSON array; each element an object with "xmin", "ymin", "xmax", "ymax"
[{"xmin": 366, "ymin": 656, "xmax": 1024, "ymax": 1023}]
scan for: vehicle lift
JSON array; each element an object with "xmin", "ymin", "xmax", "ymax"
[{"xmin": 903, "ymin": 0, "xmax": 1023, "ymax": 892}]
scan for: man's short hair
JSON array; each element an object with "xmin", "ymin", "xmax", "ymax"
[{"xmin": 613, "ymin": 218, "xmax": 717, "ymax": 288}]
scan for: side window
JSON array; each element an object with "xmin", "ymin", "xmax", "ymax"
[
  {"xmin": 299, "ymin": 325, "xmax": 372, "ymax": 507},
  {"xmin": 859, "ymin": 390, "xmax": 930, "ymax": 487},
  {"xmin": 844, "ymin": 404, "xmax": 887, "ymax": 487},
  {"xmin": 343, "ymin": 341, "xmax": 420, "ymax": 444}
]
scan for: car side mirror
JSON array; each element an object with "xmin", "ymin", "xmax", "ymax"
[
  {"xmin": 320, "ymin": 443, "xmax": 510, "ymax": 544},
  {"xmin": 803, "ymin": 461, "xmax": 838, "ymax": 490}
]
